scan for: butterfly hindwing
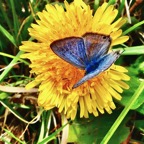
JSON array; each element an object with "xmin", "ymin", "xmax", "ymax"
[
  {"xmin": 50, "ymin": 37, "xmax": 88, "ymax": 69},
  {"xmin": 94, "ymin": 50, "xmax": 123, "ymax": 72},
  {"xmin": 83, "ymin": 33, "xmax": 111, "ymax": 61},
  {"xmin": 73, "ymin": 50, "xmax": 122, "ymax": 88}
]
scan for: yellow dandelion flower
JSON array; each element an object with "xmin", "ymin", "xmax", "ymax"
[{"xmin": 20, "ymin": 0, "xmax": 130, "ymax": 120}]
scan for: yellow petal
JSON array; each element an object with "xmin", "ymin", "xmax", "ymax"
[{"xmin": 112, "ymin": 36, "xmax": 129, "ymax": 45}]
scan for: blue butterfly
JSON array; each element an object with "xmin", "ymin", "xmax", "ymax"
[{"xmin": 50, "ymin": 33, "xmax": 122, "ymax": 89}]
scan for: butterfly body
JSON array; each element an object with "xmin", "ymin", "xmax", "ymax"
[
  {"xmin": 85, "ymin": 56, "xmax": 101, "ymax": 74},
  {"xmin": 50, "ymin": 33, "xmax": 122, "ymax": 88}
]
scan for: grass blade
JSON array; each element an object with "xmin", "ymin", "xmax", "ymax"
[{"xmin": 0, "ymin": 25, "xmax": 16, "ymax": 47}]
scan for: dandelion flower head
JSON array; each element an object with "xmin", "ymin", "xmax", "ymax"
[{"xmin": 20, "ymin": 0, "xmax": 130, "ymax": 119}]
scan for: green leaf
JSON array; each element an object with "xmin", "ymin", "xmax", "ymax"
[
  {"xmin": 0, "ymin": 92, "xmax": 9, "ymax": 100},
  {"xmin": 120, "ymin": 69, "xmax": 144, "ymax": 110},
  {"xmin": 68, "ymin": 110, "xmax": 130, "ymax": 144},
  {"xmin": 135, "ymin": 120, "xmax": 144, "ymax": 132},
  {"xmin": 102, "ymin": 80, "xmax": 144, "ymax": 143},
  {"xmin": 136, "ymin": 104, "xmax": 144, "ymax": 115}
]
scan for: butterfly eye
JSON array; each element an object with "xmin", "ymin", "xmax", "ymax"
[
  {"xmin": 102, "ymin": 36, "xmax": 107, "ymax": 39},
  {"xmin": 102, "ymin": 35, "xmax": 111, "ymax": 43}
]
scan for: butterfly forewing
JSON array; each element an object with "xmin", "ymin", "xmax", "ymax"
[
  {"xmin": 50, "ymin": 37, "xmax": 88, "ymax": 69},
  {"xmin": 83, "ymin": 33, "xmax": 111, "ymax": 61}
]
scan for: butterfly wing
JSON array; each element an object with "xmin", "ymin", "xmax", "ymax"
[
  {"xmin": 94, "ymin": 50, "xmax": 123, "ymax": 72},
  {"xmin": 83, "ymin": 33, "xmax": 111, "ymax": 61},
  {"xmin": 50, "ymin": 37, "xmax": 88, "ymax": 69},
  {"xmin": 73, "ymin": 50, "xmax": 122, "ymax": 88}
]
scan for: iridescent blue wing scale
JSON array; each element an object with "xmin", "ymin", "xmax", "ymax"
[
  {"xmin": 50, "ymin": 37, "xmax": 88, "ymax": 69},
  {"xmin": 73, "ymin": 50, "xmax": 123, "ymax": 88},
  {"xmin": 83, "ymin": 33, "xmax": 111, "ymax": 61}
]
